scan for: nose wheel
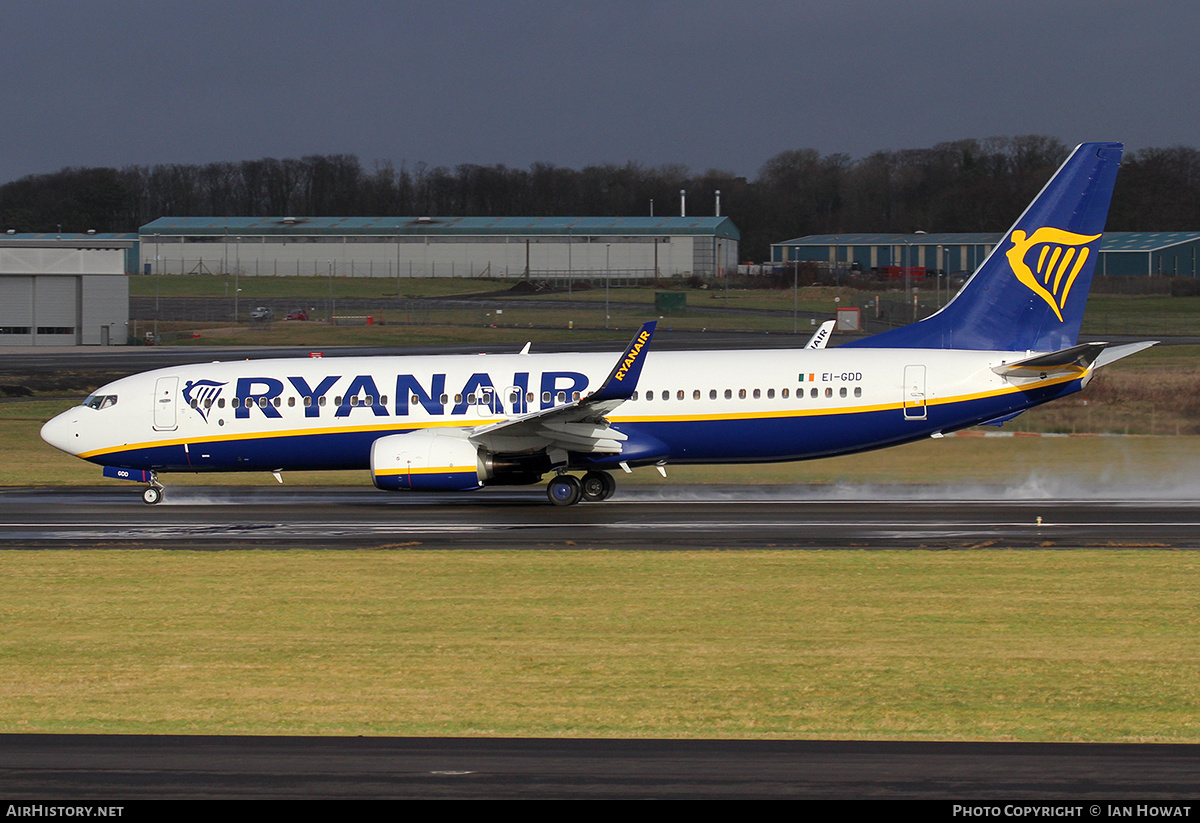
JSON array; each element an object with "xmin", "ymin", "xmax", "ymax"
[{"xmin": 142, "ymin": 484, "xmax": 164, "ymax": 505}]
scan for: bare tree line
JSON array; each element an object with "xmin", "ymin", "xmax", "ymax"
[{"xmin": 2, "ymin": 136, "xmax": 1197, "ymax": 261}]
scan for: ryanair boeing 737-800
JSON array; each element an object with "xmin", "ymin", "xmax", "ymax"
[{"xmin": 41, "ymin": 142, "xmax": 1154, "ymax": 505}]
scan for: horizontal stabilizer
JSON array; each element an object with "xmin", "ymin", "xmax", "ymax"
[
  {"xmin": 1092, "ymin": 340, "xmax": 1159, "ymax": 369},
  {"xmin": 992, "ymin": 340, "xmax": 1158, "ymax": 377}
]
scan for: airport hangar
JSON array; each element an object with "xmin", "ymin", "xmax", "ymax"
[
  {"xmin": 772, "ymin": 231, "xmax": 1200, "ymax": 278},
  {"xmin": 0, "ymin": 233, "xmax": 135, "ymax": 346},
  {"xmin": 138, "ymin": 216, "xmax": 741, "ymax": 281}
]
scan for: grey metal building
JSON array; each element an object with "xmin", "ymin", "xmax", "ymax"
[
  {"xmin": 772, "ymin": 232, "xmax": 1200, "ymax": 278},
  {"xmin": 0, "ymin": 234, "xmax": 134, "ymax": 346},
  {"xmin": 139, "ymin": 216, "xmax": 741, "ymax": 281}
]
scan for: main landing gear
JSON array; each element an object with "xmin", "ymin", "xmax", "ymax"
[{"xmin": 546, "ymin": 470, "xmax": 616, "ymax": 507}]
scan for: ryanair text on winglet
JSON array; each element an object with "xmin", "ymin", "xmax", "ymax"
[{"xmin": 613, "ymin": 330, "xmax": 651, "ymax": 382}]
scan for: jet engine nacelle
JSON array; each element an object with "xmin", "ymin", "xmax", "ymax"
[{"xmin": 371, "ymin": 430, "xmax": 484, "ymax": 491}]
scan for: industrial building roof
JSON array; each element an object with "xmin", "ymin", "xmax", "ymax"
[
  {"xmin": 778, "ymin": 232, "xmax": 1002, "ymax": 246},
  {"xmin": 776, "ymin": 231, "xmax": 1200, "ymax": 251},
  {"xmin": 141, "ymin": 216, "xmax": 740, "ymax": 240},
  {"xmin": 0, "ymin": 233, "xmax": 138, "ymax": 247}
]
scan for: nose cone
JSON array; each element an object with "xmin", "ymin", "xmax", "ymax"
[{"xmin": 41, "ymin": 409, "xmax": 81, "ymax": 455}]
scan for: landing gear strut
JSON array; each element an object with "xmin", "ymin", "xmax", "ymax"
[{"xmin": 546, "ymin": 470, "xmax": 616, "ymax": 506}]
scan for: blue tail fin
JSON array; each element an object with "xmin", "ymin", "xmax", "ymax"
[{"xmin": 847, "ymin": 142, "xmax": 1123, "ymax": 351}]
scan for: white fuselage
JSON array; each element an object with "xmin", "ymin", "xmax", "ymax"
[{"xmin": 41, "ymin": 346, "xmax": 1077, "ymax": 476}]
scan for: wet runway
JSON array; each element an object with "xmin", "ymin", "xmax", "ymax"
[{"xmin": 1, "ymin": 484, "xmax": 1198, "ymax": 550}]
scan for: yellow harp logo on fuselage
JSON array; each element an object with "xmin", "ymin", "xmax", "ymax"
[{"xmin": 1005, "ymin": 227, "xmax": 1101, "ymax": 322}]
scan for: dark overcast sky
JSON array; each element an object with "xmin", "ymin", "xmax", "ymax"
[{"xmin": 2, "ymin": 0, "xmax": 1197, "ymax": 184}]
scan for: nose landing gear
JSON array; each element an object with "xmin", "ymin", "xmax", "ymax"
[{"xmin": 142, "ymin": 474, "xmax": 165, "ymax": 505}]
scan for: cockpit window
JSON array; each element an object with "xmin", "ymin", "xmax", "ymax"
[{"xmin": 82, "ymin": 394, "xmax": 118, "ymax": 410}]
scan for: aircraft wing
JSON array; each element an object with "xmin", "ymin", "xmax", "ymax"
[{"xmin": 469, "ymin": 321, "xmax": 656, "ymax": 455}]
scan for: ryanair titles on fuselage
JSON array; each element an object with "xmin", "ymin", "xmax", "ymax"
[{"xmin": 183, "ymin": 370, "xmax": 593, "ymax": 422}]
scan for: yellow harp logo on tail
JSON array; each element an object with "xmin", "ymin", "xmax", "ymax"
[{"xmin": 1005, "ymin": 227, "xmax": 1101, "ymax": 322}]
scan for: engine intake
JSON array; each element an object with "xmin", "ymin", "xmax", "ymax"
[{"xmin": 371, "ymin": 431, "xmax": 484, "ymax": 492}]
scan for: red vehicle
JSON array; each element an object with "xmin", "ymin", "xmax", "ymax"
[{"xmin": 285, "ymin": 309, "xmax": 309, "ymax": 321}]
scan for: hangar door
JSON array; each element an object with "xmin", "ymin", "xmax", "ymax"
[
  {"xmin": 33, "ymin": 276, "xmax": 80, "ymax": 344},
  {"xmin": 0, "ymin": 277, "xmax": 34, "ymax": 345},
  {"xmin": 0, "ymin": 275, "xmax": 80, "ymax": 345}
]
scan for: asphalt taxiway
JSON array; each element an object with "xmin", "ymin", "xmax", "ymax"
[
  {"xmin": 3, "ymin": 735, "xmax": 1198, "ymax": 800},
  {"xmin": 1, "ymin": 485, "xmax": 1198, "ymax": 550}
]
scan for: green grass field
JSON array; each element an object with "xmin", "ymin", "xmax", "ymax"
[
  {"xmin": 3, "ymin": 549, "xmax": 1197, "ymax": 740},
  {"xmin": 129, "ymin": 275, "xmax": 1200, "ymax": 338}
]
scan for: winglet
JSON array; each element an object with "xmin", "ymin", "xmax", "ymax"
[
  {"xmin": 805, "ymin": 319, "xmax": 835, "ymax": 349},
  {"xmin": 586, "ymin": 321, "xmax": 657, "ymax": 403}
]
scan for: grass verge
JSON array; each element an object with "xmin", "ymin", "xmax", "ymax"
[{"xmin": 2, "ymin": 549, "xmax": 1196, "ymax": 740}]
